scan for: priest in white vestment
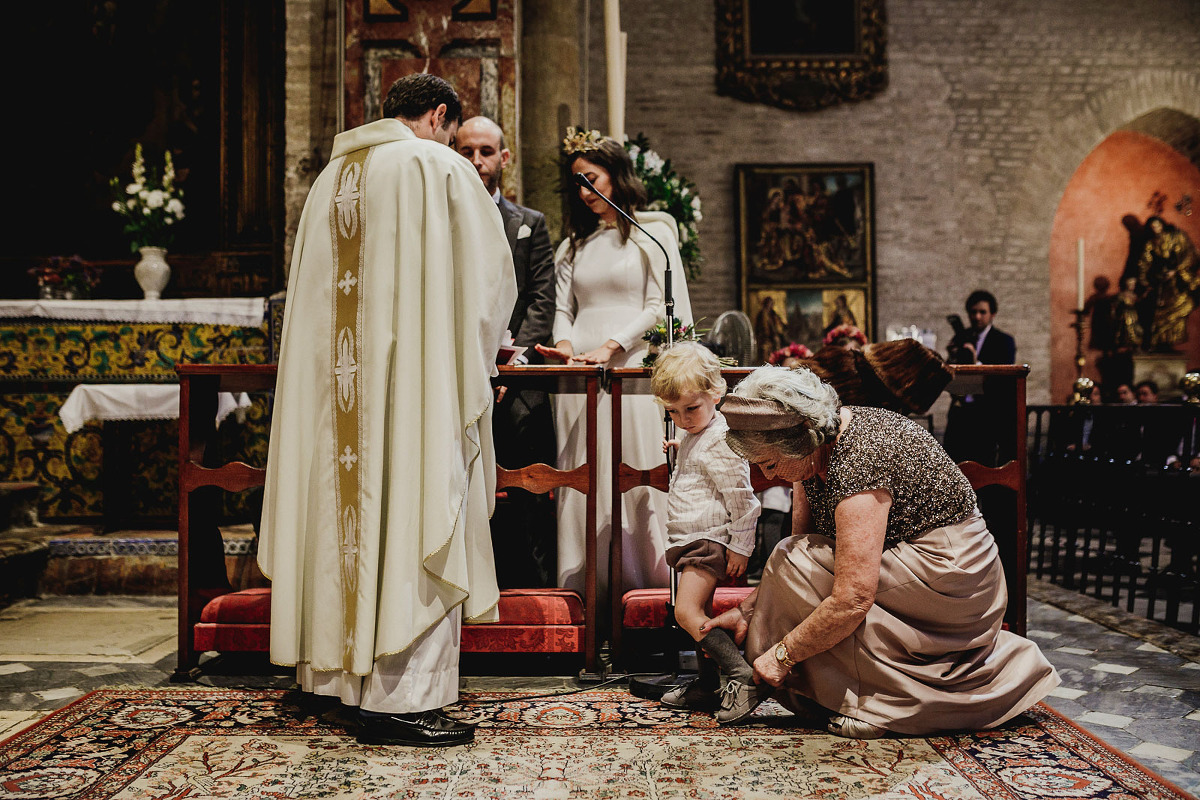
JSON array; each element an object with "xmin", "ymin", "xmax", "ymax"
[{"xmin": 259, "ymin": 74, "xmax": 517, "ymax": 747}]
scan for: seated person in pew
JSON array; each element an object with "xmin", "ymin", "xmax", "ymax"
[
  {"xmin": 649, "ymin": 342, "xmax": 766, "ymax": 724},
  {"xmin": 703, "ymin": 365, "xmax": 1060, "ymax": 738}
]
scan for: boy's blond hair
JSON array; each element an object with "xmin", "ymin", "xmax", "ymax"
[{"xmin": 650, "ymin": 341, "xmax": 727, "ymax": 402}]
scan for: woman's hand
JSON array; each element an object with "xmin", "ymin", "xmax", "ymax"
[
  {"xmin": 573, "ymin": 340, "xmax": 624, "ymax": 365},
  {"xmin": 752, "ymin": 648, "xmax": 792, "ymax": 688},
  {"xmin": 535, "ymin": 342, "xmax": 575, "ymax": 364},
  {"xmin": 699, "ymin": 605, "xmax": 748, "ymax": 645}
]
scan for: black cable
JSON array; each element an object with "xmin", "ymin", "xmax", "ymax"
[{"xmin": 459, "ymin": 672, "xmax": 685, "ymax": 706}]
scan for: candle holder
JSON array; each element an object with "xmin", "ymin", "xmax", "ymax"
[
  {"xmin": 1181, "ymin": 371, "xmax": 1200, "ymax": 405},
  {"xmin": 1069, "ymin": 376, "xmax": 1094, "ymax": 406},
  {"xmin": 1070, "ymin": 308, "xmax": 1087, "ymax": 380}
]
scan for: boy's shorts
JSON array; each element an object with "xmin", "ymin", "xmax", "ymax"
[{"xmin": 665, "ymin": 538, "xmax": 727, "ymax": 580}]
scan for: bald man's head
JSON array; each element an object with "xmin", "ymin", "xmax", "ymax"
[{"xmin": 457, "ymin": 116, "xmax": 510, "ymax": 195}]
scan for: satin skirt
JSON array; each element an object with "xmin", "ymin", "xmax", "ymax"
[{"xmin": 746, "ymin": 510, "xmax": 1060, "ymax": 735}]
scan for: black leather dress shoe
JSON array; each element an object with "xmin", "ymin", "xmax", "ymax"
[{"xmin": 356, "ymin": 709, "xmax": 475, "ymax": 747}]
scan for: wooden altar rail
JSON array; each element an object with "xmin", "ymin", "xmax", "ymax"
[
  {"xmin": 607, "ymin": 363, "xmax": 1031, "ymax": 648},
  {"xmin": 174, "ymin": 363, "xmax": 605, "ymax": 678}
]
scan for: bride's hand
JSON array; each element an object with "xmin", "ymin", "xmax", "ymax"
[{"xmin": 573, "ymin": 341, "xmax": 624, "ymax": 365}]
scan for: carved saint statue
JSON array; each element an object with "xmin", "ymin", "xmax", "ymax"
[
  {"xmin": 1137, "ymin": 216, "xmax": 1198, "ymax": 352},
  {"xmin": 1112, "ymin": 276, "xmax": 1143, "ymax": 351}
]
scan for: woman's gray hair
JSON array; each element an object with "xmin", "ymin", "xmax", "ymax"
[{"xmin": 724, "ymin": 365, "xmax": 841, "ymax": 461}]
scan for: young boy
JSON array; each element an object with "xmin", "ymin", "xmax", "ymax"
[{"xmin": 651, "ymin": 341, "xmax": 769, "ymax": 724}]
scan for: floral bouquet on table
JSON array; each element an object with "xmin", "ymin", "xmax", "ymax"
[
  {"xmin": 642, "ymin": 317, "xmax": 736, "ymax": 368},
  {"xmin": 109, "ymin": 143, "xmax": 185, "ymax": 253},
  {"xmin": 767, "ymin": 342, "xmax": 814, "ymax": 367},
  {"xmin": 624, "ymin": 133, "xmax": 703, "ymax": 282},
  {"xmin": 28, "ymin": 255, "xmax": 101, "ymax": 299}
]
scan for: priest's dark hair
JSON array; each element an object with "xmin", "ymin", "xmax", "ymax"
[
  {"xmin": 562, "ymin": 137, "xmax": 648, "ymax": 264},
  {"xmin": 382, "ymin": 73, "xmax": 463, "ymax": 128}
]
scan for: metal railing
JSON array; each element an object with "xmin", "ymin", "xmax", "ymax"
[{"xmin": 1026, "ymin": 404, "xmax": 1199, "ymax": 633}]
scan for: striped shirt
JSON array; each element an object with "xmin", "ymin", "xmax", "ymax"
[{"xmin": 666, "ymin": 411, "xmax": 761, "ymax": 556}]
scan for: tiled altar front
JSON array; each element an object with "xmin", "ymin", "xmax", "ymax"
[{"xmin": 0, "ymin": 300, "xmax": 272, "ymax": 524}]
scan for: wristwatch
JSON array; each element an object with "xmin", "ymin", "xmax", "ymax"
[{"xmin": 774, "ymin": 641, "xmax": 796, "ymax": 668}]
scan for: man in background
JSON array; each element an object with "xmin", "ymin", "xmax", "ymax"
[
  {"xmin": 945, "ymin": 289, "xmax": 1017, "ymax": 465},
  {"xmin": 944, "ymin": 290, "xmax": 1019, "ymax": 602},
  {"xmin": 457, "ymin": 115, "xmax": 558, "ymax": 588},
  {"xmin": 1135, "ymin": 380, "xmax": 1159, "ymax": 404},
  {"xmin": 260, "ymin": 75, "xmax": 516, "ymax": 747}
]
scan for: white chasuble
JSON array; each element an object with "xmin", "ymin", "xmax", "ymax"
[{"xmin": 259, "ymin": 118, "xmax": 516, "ymax": 678}]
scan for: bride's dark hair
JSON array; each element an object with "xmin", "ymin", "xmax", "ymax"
[{"xmin": 561, "ymin": 137, "xmax": 648, "ymax": 263}]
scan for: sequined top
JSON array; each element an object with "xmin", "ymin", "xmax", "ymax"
[{"xmin": 801, "ymin": 406, "xmax": 977, "ymax": 544}]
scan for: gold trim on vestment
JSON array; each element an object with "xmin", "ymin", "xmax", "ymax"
[{"xmin": 330, "ymin": 145, "xmax": 372, "ymax": 672}]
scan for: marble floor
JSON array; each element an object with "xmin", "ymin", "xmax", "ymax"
[{"xmin": 0, "ymin": 582, "xmax": 1198, "ymax": 797}]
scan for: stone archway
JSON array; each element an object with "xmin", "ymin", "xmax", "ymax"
[
  {"xmin": 1010, "ymin": 70, "xmax": 1200, "ymax": 403},
  {"xmin": 1048, "ymin": 124, "xmax": 1200, "ymax": 402}
]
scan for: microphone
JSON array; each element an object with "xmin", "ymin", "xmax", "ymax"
[
  {"xmin": 575, "ymin": 171, "xmax": 680, "ymax": 473},
  {"xmin": 573, "ymin": 172, "xmax": 675, "ymax": 344}
]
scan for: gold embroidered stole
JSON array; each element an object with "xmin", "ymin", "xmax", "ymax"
[{"xmin": 329, "ymin": 146, "xmax": 372, "ymax": 671}]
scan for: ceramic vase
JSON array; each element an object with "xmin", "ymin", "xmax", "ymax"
[
  {"xmin": 134, "ymin": 246, "xmax": 170, "ymax": 300},
  {"xmin": 38, "ymin": 284, "xmax": 83, "ymax": 300}
]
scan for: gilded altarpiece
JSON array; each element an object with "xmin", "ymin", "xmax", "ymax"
[
  {"xmin": 345, "ymin": 0, "xmax": 519, "ymax": 195},
  {"xmin": 0, "ymin": 322, "xmax": 270, "ymax": 523}
]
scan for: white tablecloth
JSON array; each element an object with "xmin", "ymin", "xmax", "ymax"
[
  {"xmin": 0, "ymin": 298, "xmax": 267, "ymax": 327},
  {"xmin": 59, "ymin": 384, "xmax": 252, "ymax": 433}
]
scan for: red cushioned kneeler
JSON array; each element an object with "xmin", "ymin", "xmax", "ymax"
[
  {"xmin": 621, "ymin": 586, "xmax": 754, "ymax": 630},
  {"xmin": 193, "ymin": 587, "xmax": 584, "ymax": 655},
  {"xmin": 194, "ymin": 587, "xmax": 272, "ymax": 652},
  {"xmin": 463, "ymin": 588, "xmax": 584, "ymax": 653}
]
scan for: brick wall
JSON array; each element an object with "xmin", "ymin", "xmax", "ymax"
[
  {"xmin": 582, "ymin": 0, "xmax": 1200, "ymax": 403},
  {"xmin": 280, "ymin": 0, "xmax": 1200, "ymax": 403}
]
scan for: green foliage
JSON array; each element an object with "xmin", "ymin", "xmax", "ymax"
[{"xmin": 625, "ymin": 133, "xmax": 703, "ymax": 282}]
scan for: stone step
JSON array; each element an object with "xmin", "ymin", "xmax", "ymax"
[
  {"xmin": 0, "ymin": 523, "xmax": 78, "ymax": 609},
  {"xmin": 0, "ymin": 482, "xmax": 41, "ymax": 532},
  {"xmin": 38, "ymin": 525, "xmax": 266, "ymax": 596}
]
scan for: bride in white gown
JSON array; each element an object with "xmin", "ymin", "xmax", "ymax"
[{"xmin": 537, "ymin": 131, "xmax": 693, "ymax": 598}]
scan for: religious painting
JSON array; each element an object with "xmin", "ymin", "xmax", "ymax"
[
  {"xmin": 345, "ymin": 0, "xmax": 518, "ymax": 195},
  {"xmin": 715, "ymin": 0, "xmax": 887, "ymax": 112},
  {"xmin": 747, "ymin": 287, "xmax": 870, "ymax": 362},
  {"xmin": 737, "ymin": 162, "xmax": 875, "ymax": 283}
]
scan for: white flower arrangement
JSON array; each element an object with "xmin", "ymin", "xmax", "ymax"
[
  {"xmin": 624, "ymin": 133, "xmax": 703, "ymax": 281},
  {"xmin": 109, "ymin": 143, "xmax": 185, "ymax": 252}
]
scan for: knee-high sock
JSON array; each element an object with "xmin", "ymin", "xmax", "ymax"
[
  {"xmin": 696, "ymin": 647, "xmax": 720, "ymax": 688},
  {"xmin": 699, "ymin": 630, "xmax": 753, "ymax": 682}
]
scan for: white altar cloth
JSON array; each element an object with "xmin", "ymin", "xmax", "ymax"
[
  {"xmin": 0, "ymin": 298, "xmax": 267, "ymax": 327},
  {"xmin": 59, "ymin": 384, "xmax": 251, "ymax": 433}
]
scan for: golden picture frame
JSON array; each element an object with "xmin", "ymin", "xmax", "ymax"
[{"xmin": 715, "ymin": 0, "xmax": 888, "ymax": 112}]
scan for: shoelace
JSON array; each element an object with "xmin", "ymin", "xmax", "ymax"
[{"xmin": 718, "ymin": 680, "xmax": 743, "ymax": 710}]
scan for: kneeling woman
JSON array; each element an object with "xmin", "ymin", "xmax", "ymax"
[{"xmin": 704, "ymin": 365, "xmax": 1059, "ymax": 738}]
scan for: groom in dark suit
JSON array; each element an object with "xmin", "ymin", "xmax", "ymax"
[{"xmin": 458, "ymin": 116, "xmax": 557, "ymax": 587}]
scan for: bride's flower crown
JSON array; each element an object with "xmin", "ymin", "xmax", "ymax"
[{"xmin": 562, "ymin": 126, "xmax": 604, "ymax": 155}]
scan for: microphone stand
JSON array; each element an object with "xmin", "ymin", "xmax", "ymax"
[{"xmin": 573, "ymin": 173, "xmax": 689, "ymax": 700}]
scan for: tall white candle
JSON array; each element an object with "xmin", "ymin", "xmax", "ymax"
[
  {"xmin": 605, "ymin": 0, "xmax": 624, "ymax": 143},
  {"xmin": 1076, "ymin": 237, "xmax": 1085, "ymax": 309}
]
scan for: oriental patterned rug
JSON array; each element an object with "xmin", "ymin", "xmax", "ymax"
[{"xmin": 0, "ymin": 688, "xmax": 1191, "ymax": 799}]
